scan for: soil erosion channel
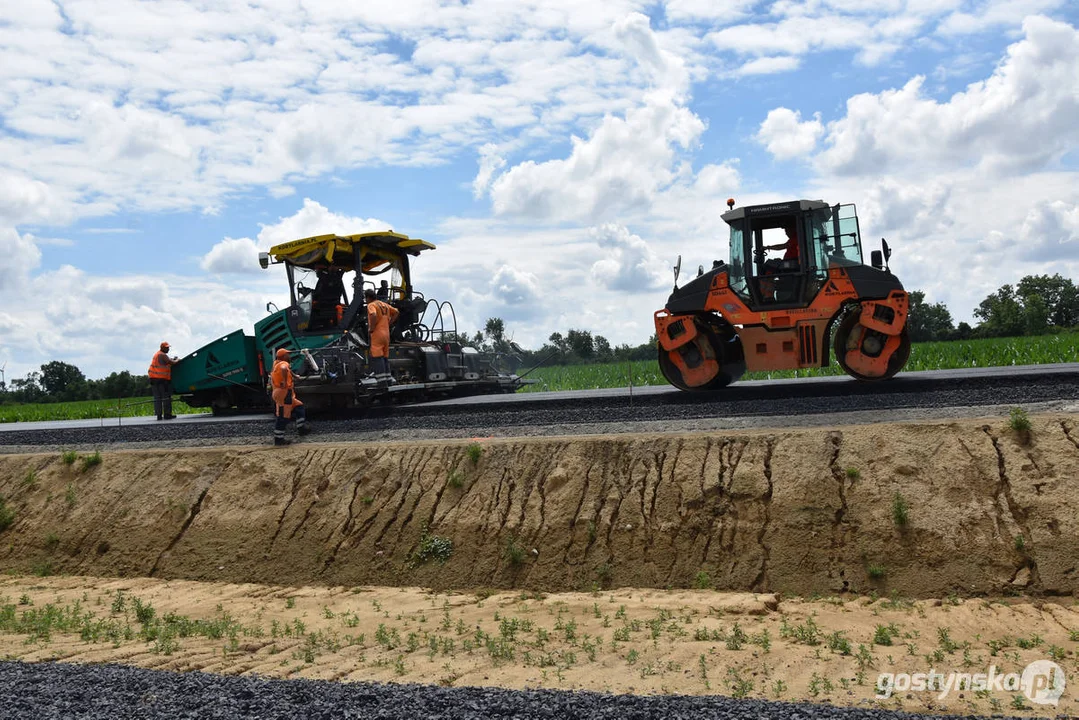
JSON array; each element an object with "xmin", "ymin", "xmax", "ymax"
[{"xmin": 1, "ymin": 415, "xmax": 1077, "ymax": 597}]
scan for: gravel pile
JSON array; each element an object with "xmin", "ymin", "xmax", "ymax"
[{"xmin": 0, "ymin": 661, "xmax": 1021, "ymax": 720}]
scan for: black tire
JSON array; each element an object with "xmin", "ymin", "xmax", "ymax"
[{"xmin": 834, "ymin": 310, "xmax": 911, "ymax": 381}]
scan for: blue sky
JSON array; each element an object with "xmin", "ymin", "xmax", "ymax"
[{"xmin": 1, "ymin": 0, "xmax": 1078, "ymax": 380}]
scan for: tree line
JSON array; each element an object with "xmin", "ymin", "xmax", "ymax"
[
  {"xmin": 2, "ymin": 273, "xmax": 1074, "ymax": 404},
  {"xmin": 906, "ymin": 274, "xmax": 1078, "ymax": 342},
  {"xmin": 1, "ymin": 364, "xmax": 150, "ymax": 406}
]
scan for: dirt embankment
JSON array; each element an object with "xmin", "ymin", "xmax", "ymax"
[{"xmin": 0, "ymin": 415, "xmax": 1077, "ymax": 598}]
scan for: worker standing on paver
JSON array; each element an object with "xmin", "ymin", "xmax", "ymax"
[
  {"xmin": 270, "ymin": 347, "xmax": 310, "ymax": 446},
  {"xmin": 148, "ymin": 341, "xmax": 178, "ymax": 421},
  {"xmin": 364, "ymin": 287, "xmax": 399, "ymax": 384}
]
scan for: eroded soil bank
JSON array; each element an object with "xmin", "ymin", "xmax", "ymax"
[
  {"xmin": 0, "ymin": 416, "xmax": 1077, "ymax": 597},
  {"xmin": 1, "ymin": 576, "xmax": 1076, "ymax": 717}
]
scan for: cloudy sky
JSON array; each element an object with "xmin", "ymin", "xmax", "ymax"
[{"xmin": 1, "ymin": 0, "xmax": 1077, "ymax": 380}]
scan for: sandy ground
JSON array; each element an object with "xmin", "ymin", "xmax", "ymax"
[
  {"xmin": 1, "ymin": 413, "xmax": 1078, "ymax": 716},
  {"xmin": 0, "ymin": 575, "xmax": 1075, "ymax": 717}
]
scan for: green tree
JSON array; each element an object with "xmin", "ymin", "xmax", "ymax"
[
  {"xmin": 594, "ymin": 335, "xmax": 612, "ymax": 360},
  {"xmin": 484, "ymin": 317, "xmax": 509, "ymax": 353},
  {"xmin": 39, "ymin": 361, "xmax": 88, "ymax": 402},
  {"xmin": 566, "ymin": 329, "xmax": 595, "ymax": 359},
  {"xmin": 905, "ymin": 291, "xmax": 954, "ymax": 342},
  {"xmin": 974, "ymin": 285, "xmax": 1025, "ymax": 337},
  {"xmin": 7, "ymin": 372, "xmax": 45, "ymax": 403},
  {"xmin": 1016, "ymin": 274, "xmax": 1079, "ymax": 329},
  {"xmin": 547, "ymin": 332, "xmax": 569, "ymax": 355}
]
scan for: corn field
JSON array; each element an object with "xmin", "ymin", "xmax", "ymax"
[{"xmin": 521, "ymin": 332, "xmax": 1079, "ymax": 392}]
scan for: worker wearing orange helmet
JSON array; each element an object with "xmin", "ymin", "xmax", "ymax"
[
  {"xmin": 148, "ymin": 341, "xmax": 179, "ymax": 421},
  {"xmin": 364, "ymin": 288, "xmax": 399, "ymax": 384},
  {"xmin": 270, "ymin": 347, "xmax": 310, "ymax": 446}
]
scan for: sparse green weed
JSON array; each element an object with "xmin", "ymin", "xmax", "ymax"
[
  {"xmin": 410, "ymin": 524, "xmax": 454, "ymax": 567},
  {"xmin": 504, "ymin": 536, "xmax": 526, "ymax": 566},
  {"xmin": 892, "ymin": 492, "xmax": 909, "ymax": 528},
  {"xmin": 79, "ymin": 451, "xmax": 102, "ymax": 473},
  {"xmin": 1008, "ymin": 407, "xmax": 1032, "ymax": 433},
  {"xmin": 0, "ymin": 497, "xmax": 14, "ymax": 533}
]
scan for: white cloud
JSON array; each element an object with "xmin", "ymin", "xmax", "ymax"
[
  {"xmin": 937, "ymin": 0, "xmax": 1065, "ymax": 35},
  {"xmin": 734, "ymin": 55, "xmax": 801, "ymax": 76},
  {"xmin": 1020, "ymin": 200, "xmax": 1079, "ymax": 261},
  {"xmin": 664, "ymin": 0, "xmax": 759, "ymax": 24},
  {"xmin": 200, "ymin": 237, "xmax": 263, "ymax": 275},
  {"xmin": 816, "ymin": 16, "xmax": 1079, "ymax": 177},
  {"xmin": 589, "ymin": 224, "xmax": 666, "ymax": 292},
  {"xmin": 757, "ymin": 108, "xmax": 825, "ymax": 160},
  {"xmin": 472, "ymin": 143, "xmax": 506, "ymax": 199},
  {"xmin": 0, "ymin": 228, "xmax": 43, "ymax": 290},
  {"xmin": 488, "ymin": 93, "xmax": 706, "ymax": 222},
  {"xmin": 485, "ymin": 13, "xmax": 727, "ymax": 224},
  {"xmin": 200, "ymin": 199, "xmax": 392, "ymax": 274},
  {"xmin": 0, "ymin": 1, "xmax": 671, "ymax": 227},
  {"xmin": 456, "ymin": 264, "xmax": 544, "ymax": 323}
]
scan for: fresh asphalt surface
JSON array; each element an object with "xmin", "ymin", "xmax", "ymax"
[{"xmin": 0, "ymin": 365, "xmax": 1073, "ymax": 719}]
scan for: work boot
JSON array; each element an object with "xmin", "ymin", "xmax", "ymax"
[
  {"xmin": 163, "ymin": 415, "xmax": 177, "ymax": 420},
  {"xmin": 274, "ymin": 437, "xmax": 290, "ymax": 446},
  {"xmin": 298, "ymin": 425, "xmax": 311, "ymax": 436}
]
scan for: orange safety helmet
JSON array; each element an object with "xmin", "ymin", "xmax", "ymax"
[
  {"xmin": 276, "ymin": 348, "xmax": 290, "ymax": 360},
  {"xmin": 160, "ymin": 341, "xmax": 170, "ymax": 351}
]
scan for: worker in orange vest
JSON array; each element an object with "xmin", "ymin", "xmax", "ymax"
[
  {"xmin": 364, "ymin": 288, "xmax": 399, "ymax": 384},
  {"xmin": 148, "ymin": 341, "xmax": 179, "ymax": 420},
  {"xmin": 270, "ymin": 347, "xmax": 310, "ymax": 446}
]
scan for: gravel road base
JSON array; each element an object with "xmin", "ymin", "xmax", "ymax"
[{"xmin": 0, "ymin": 661, "xmax": 1024, "ymax": 720}]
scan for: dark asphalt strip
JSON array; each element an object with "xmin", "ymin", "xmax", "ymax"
[
  {"xmin": 0, "ymin": 661, "xmax": 1020, "ymax": 720},
  {"xmin": 0, "ymin": 377, "xmax": 1076, "ymax": 448}
]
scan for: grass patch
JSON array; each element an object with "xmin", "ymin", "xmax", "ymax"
[
  {"xmin": 43, "ymin": 532, "xmax": 60, "ymax": 553},
  {"xmin": 693, "ymin": 570, "xmax": 712, "ymax": 590},
  {"xmin": 0, "ymin": 497, "xmax": 14, "ymax": 532},
  {"xmin": 873, "ymin": 623, "xmax": 900, "ymax": 646},
  {"xmin": 1008, "ymin": 407, "xmax": 1032, "ymax": 433},
  {"xmin": 845, "ymin": 467, "xmax": 861, "ymax": 480},
  {"xmin": 447, "ymin": 469, "xmax": 465, "ymax": 489},
  {"xmin": 61, "ymin": 451, "xmax": 78, "ymax": 466},
  {"xmin": 409, "ymin": 524, "xmax": 453, "ymax": 567},
  {"xmin": 504, "ymin": 536, "xmax": 526, "ymax": 566},
  {"xmin": 78, "ymin": 451, "xmax": 102, "ymax": 473},
  {"xmin": 465, "ymin": 442, "xmax": 484, "ymax": 465},
  {"xmin": 867, "ymin": 564, "xmax": 886, "ymax": 579},
  {"xmin": 892, "ymin": 492, "xmax": 910, "ymax": 528}
]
